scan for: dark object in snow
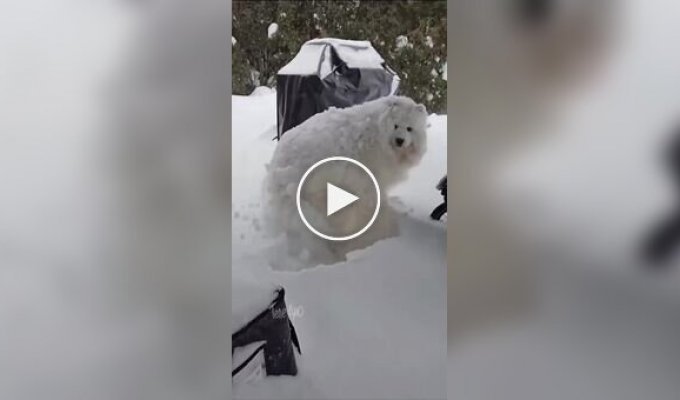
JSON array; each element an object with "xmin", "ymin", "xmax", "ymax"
[
  {"xmin": 430, "ymin": 175, "xmax": 447, "ymax": 221},
  {"xmin": 643, "ymin": 129, "xmax": 680, "ymax": 268},
  {"xmin": 276, "ymin": 38, "xmax": 399, "ymax": 139},
  {"xmin": 232, "ymin": 287, "xmax": 301, "ymax": 378}
]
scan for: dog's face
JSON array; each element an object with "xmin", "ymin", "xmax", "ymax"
[{"xmin": 381, "ymin": 97, "xmax": 428, "ymax": 167}]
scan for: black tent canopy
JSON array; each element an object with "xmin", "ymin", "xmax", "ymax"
[{"xmin": 276, "ymin": 38, "xmax": 400, "ymax": 139}]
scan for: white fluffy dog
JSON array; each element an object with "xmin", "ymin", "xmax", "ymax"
[{"xmin": 264, "ymin": 96, "xmax": 428, "ymax": 267}]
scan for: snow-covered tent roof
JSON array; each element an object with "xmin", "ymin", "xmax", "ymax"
[
  {"xmin": 276, "ymin": 38, "xmax": 399, "ymax": 138},
  {"xmin": 278, "ymin": 38, "xmax": 389, "ymax": 77}
]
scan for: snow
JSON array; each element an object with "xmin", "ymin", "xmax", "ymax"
[
  {"xmin": 390, "ymin": 75, "xmax": 400, "ymax": 94},
  {"xmin": 250, "ymin": 86, "xmax": 275, "ymax": 96},
  {"xmin": 233, "ymin": 341, "xmax": 267, "ymax": 385},
  {"xmin": 232, "ymin": 36, "xmax": 237, "ymax": 45},
  {"xmin": 231, "ymin": 275, "xmax": 278, "ymax": 333},
  {"xmin": 395, "ymin": 35, "xmax": 410, "ymax": 49},
  {"xmin": 425, "ymin": 35, "xmax": 434, "ymax": 48},
  {"xmin": 278, "ymin": 42, "xmax": 327, "ymax": 76},
  {"xmin": 231, "ymin": 93, "xmax": 446, "ymax": 398},
  {"xmin": 278, "ymin": 39, "xmax": 388, "ymax": 76},
  {"xmin": 442, "ymin": 62, "xmax": 447, "ymax": 81},
  {"xmin": 267, "ymin": 22, "xmax": 278, "ymax": 39}
]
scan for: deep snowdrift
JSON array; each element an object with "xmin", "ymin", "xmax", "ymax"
[{"xmin": 232, "ymin": 92, "xmax": 447, "ymax": 399}]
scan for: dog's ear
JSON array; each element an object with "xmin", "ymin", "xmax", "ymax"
[
  {"xmin": 378, "ymin": 100, "xmax": 396, "ymax": 129},
  {"xmin": 415, "ymin": 103, "xmax": 426, "ymax": 114}
]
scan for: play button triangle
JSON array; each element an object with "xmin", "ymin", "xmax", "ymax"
[{"xmin": 326, "ymin": 183, "xmax": 359, "ymax": 216}]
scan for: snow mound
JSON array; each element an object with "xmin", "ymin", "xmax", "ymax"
[{"xmin": 249, "ymin": 86, "xmax": 275, "ymax": 96}]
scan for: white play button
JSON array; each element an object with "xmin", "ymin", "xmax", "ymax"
[
  {"xmin": 296, "ymin": 156, "xmax": 381, "ymax": 241},
  {"xmin": 326, "ymin": 183, "xmax": 359, "ymax": 216}
]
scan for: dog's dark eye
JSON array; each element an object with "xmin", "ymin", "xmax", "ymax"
[
  {"xmin": 394, "ymin": 124, "xmax": 399, "ymax": 130},
  {"xmin": 407, "ymin": 127, "xmax": 412, "ymax": 132}
]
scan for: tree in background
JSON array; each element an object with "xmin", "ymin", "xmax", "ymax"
[{"xmin": 232, "ymin": 0, "xmax": 447, "ymax": 114}]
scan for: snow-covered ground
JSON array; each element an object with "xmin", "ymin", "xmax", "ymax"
[{"xmin": 232, "ymin": 92, "xmax": 447, "ymax": 399}]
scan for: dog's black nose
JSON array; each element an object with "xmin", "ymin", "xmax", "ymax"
[{"xmin": 395, "ymin": 137, "xmax": 404, "ymax": 147}]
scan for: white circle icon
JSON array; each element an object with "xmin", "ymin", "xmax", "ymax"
[{"xmin": 296, "ymin": 156, "xmax": 381, "ymax": 241}]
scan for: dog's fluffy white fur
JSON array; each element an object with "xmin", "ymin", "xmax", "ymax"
[{"xmin": 264, "ymin": 96, "xmax": 428, "ymax": 266}]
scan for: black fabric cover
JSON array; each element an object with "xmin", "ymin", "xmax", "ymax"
[
  {"xmin": 232, "ymin": 287, "xmax": 301, "ymax": 377},
  {"xmin": 431, "ymin": 175, "xmax": 447, "ymax": 221},
  {"xmin": 277, "ymin": 43, "xmax": 397, "ymax": 139}
]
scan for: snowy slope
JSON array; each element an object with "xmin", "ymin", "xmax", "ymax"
[{"xmin": 232, "ymin": 92, "xmax": 447, "ymax": 399}]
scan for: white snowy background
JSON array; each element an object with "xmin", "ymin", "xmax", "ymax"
[{"xmin": 231, "ymin": 91, "xmax": 447, "ymax": 399}]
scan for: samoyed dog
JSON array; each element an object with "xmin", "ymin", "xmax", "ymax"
[{"xmin": 264, "ymin": 96, "xmax": 428, "ymax": 267}]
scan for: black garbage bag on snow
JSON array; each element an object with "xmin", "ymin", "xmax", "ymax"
[
  {"xmin": 232, "ymin": 287, "xmax": 301, "ymax": 382},
  {"xmin": 276, "ymin": 38, "xmax": 399, "ymax": 139}
]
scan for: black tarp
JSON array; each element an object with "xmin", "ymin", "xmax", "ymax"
[
  {"xmin": 276, "ymin": 38, "xmax": 399, "ymax": 139},
  {"xmin": 232, "ymin": 287, "xmax": 301, "ymax": 378},
  {"xmin": 430, "ymin": 175, "xmax": 447, "ymax": 221}
]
